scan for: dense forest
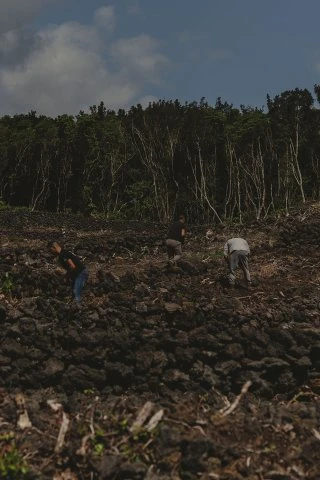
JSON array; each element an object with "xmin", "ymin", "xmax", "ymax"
[{"xmin": 1, "ymin": 85, "xmax": 320, "ymax": 223}]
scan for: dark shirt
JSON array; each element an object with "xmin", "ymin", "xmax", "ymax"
[
  {"xmin": 58, "ymin": 249, "xmax": 85, "ymax": 281},
  {"xmin": 167, "ymin": 221, "xmax": 186, "ymax": 243}
]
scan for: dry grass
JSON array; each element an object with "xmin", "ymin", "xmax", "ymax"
[
  {"xmin": 257, "ymin": 261, "xmax": 279, "ymax": 278},
  {"xmin": 1, "ymin": 236, "xmax": 44, "ymax": 249}
]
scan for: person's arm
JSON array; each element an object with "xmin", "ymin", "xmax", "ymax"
[
  {"xmin": 67, "ymin": 258, "xmax": 77, "ymax": 270},
  {"xmin": 62, "ymin": 253, "xmax": 77, "ymax": 279},
  {"xmin": 181, "ymin": 227, "xmax": 186, "ymax": 243},
  {"xmin": 223, "ymin": 241, "xmax": 229, "ymax": 258},
  {"xmin": 54, "ymin": 266, "xmax": 66, "ymax": 275}
]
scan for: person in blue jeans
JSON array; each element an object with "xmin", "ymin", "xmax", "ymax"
[{"xmin": 48, "ymin": 241, "xmax": 89, "ymax": 302}]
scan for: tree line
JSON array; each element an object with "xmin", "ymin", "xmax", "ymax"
[{"xmin": 1, "ymin": 86, "xmax": 320, "ymax": 224}]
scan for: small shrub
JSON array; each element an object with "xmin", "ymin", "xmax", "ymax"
[
  {"xmin": 0, "ymin": 199, "xmax": 8, "ymax": 210},
  {"xmin": 1, "ymin": 273, "xmax": 13, "ymax": 294},
  {"xmin": 0, "ymin": 433, "xmax": 30, "ymax": 479}
]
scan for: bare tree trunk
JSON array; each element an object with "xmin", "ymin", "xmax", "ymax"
[
  {"xmin": 288, "ymin": 116, "xmax": 305, "ymax": 203},
  {"xmin": 132, "ymin": 126, "xmax": 178, "ymax": 222},
  {"xmin": 187, "ymin": 142, "xmax": 222, "ymax": 223},
  {"xmin": 239, "ymin": 140, "xmax": 267, "ymax": 220},
  {"xmin": 311, "ymin": 153, "xmax": 320, "ymax": 200},
  {"xmin": 225, "ymin": 140, "xmax": 242, "ymax": 222},
  {"xmin": 30, "ymin": 147, "xmax": 54, "ymax": 211}
]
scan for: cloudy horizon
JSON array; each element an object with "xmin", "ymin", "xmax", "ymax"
[{"xmin": 0, "ymin": 1, "xmax": 320, "ymax": 117}]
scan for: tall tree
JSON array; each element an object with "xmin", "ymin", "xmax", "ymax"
[{"xmin": 267, "ymin": 88, "xmax": 314, "ymax": 209}]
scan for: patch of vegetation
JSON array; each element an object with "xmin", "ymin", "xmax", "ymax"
[
  {"xmin": 0, "ymin": 199, "xmax": 8, "ymax": 210},
  {"xmin": 0, "ymin": 202, "xmax": 30, "ymax": 213},
  {"xmin": 0, "ymin": 433, "xmax": 30, "ymax": 479},
  {"xmin": 87, "ymin": 414, "xmax": 159, "ymax": 464},
  {"xmin": 83, "ymin": 388, "xmax": 96, "ymax": 396},
  {"xmin": 1, "ymin": 273, "xmax": 13, "ymax": 294}
]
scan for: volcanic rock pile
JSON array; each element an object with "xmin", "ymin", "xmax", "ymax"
[{"xmin": 0, "ymin": 207, "xmax": 320, "ymax": 479}]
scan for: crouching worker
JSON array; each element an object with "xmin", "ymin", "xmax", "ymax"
[
  {"xmin": 165, "ymin": 214, "xmax": 186, "ymax": 265},
  {"xmin": 48, "ymin": 241, "xmax": 89, "ymax": 302},
  {"xmin": 223, "ymin": 237, "xmax": 251, "ymax": 289}
]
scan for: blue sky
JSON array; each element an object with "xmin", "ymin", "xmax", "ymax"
[{"xmin": 0, "ymin": 0, "xmax": 319, "ymax": 116}]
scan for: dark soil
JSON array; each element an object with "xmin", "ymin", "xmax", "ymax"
[{"xmin": 0, "ymin": 205, "xmax": 320, "ymax": 479}]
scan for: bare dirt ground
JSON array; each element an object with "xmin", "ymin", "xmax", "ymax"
[{"xmin": 0, "ymin": 205, "xmax": 320, "ymax": 479}]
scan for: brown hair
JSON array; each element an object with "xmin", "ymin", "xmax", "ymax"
[{"xmin": 48, "ymin": 241, "xmax": 62, "ymax": 250}]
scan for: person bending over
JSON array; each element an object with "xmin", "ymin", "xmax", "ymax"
[
  {"xmin": 165, "ymin": 215, "xmax": 186, "ymax": 265},
  {"xmin": 223, "ymin": 237, "xmax": 251, "ymax": 288}
]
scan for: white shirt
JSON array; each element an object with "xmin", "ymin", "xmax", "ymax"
[{"xmin": 224, "ymin": 238, "xmax": 250, "ymax": 256}]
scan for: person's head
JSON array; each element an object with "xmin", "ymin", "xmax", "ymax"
[
  {"xmin": 48, "ymin": 241, "xmax": 62, "ymax": 255},
  {"xmin": 179, "ymin": 214, "xmax": 185, "ymax": 223}
]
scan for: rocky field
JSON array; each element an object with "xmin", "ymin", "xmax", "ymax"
[{"xmin": 0, "ymin": 206, "xmax": 320, "ymax": 480}]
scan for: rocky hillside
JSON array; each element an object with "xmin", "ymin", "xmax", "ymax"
[{"xmin": 0, "ymin": 205, "xmax": 320, "ymax": 479}]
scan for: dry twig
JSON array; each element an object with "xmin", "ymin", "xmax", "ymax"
[
  {"xmin": 218, "ymin": 381, "xmax": 252, "ymax": 417},
  {"xmin": 130, "ymin": 401, "xmax": 154, "ymax": 433},
  {"xmin": 312, "ymin": 428, "xmax": 320, "ymax": 441},
  {"xmin": 55, "ymin": 411, "xmax": 70, "ymax": 454},
  {"xmin": 145, "ymin": 409, "xmax": 164, "ymax": 431},
  {"xmin": 15, "ymin": 393, "xmax": 32, "ymax": 429},
  {"xmin": 47, "ymin": 399, "xmax": 70, "ymax": 454},
  {"xmin": 76, "ymin": 404, "xmax": 96, "ymax": 456}
]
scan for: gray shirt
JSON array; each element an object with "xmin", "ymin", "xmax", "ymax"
[{"xmin": 224, "ymin": 238, "xmax": 250, "ymax": 256}]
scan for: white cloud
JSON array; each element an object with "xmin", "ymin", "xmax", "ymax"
[
  {"xmin": 110, "ymin": 34, "xmax": 169, "ymax": 81},
  {"xmin": 0, "ymin": 11, "xmax": 170, "ymax": 116},
  {"xmin": 0, "ymin": 30, "xmax": 20, "ymax": 54},
  {"xmin": 94, "ymin": 6, "xmax": 115, "ymax": 33}
]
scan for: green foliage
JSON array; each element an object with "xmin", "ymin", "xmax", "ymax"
[
  {"xmin": 125, "ymin": 180, "xmax": 155, "ymax": 220},
  {"xmin": 0, "ymin": 199, "xmax": 8, "ymax": 210},
  {"xmin": 88, "ymin": 413, "xmax": 159, "ymax": 465},
  {"xmin": 83, "ymin": 388, "xmax": 95, "ymax": 396},
  {"xmin": 1, "ymin": 92, "xmax": 320, "ymax": 222},
  {"xmin": 1, "ymin": 273, "xmax": 13, "ymax": 294},
  {"xmin": 118, "ymin": 424, "xmax": 157, "ymax": 463},
  {"xmin": 0, "ymin": 433, "xmax": 30, "ymax": 479},
  {"xmin": 93, "ymin": 442, "xmax": 105, "ymax": 456},
  {"xmin": 205, "ymin": 250, "xmax": 224, "ymax": 261}
]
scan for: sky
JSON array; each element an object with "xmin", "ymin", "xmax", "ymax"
[{"xmin": 1, "ymin": 0, "xmax": 320, "ymax": 117}]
